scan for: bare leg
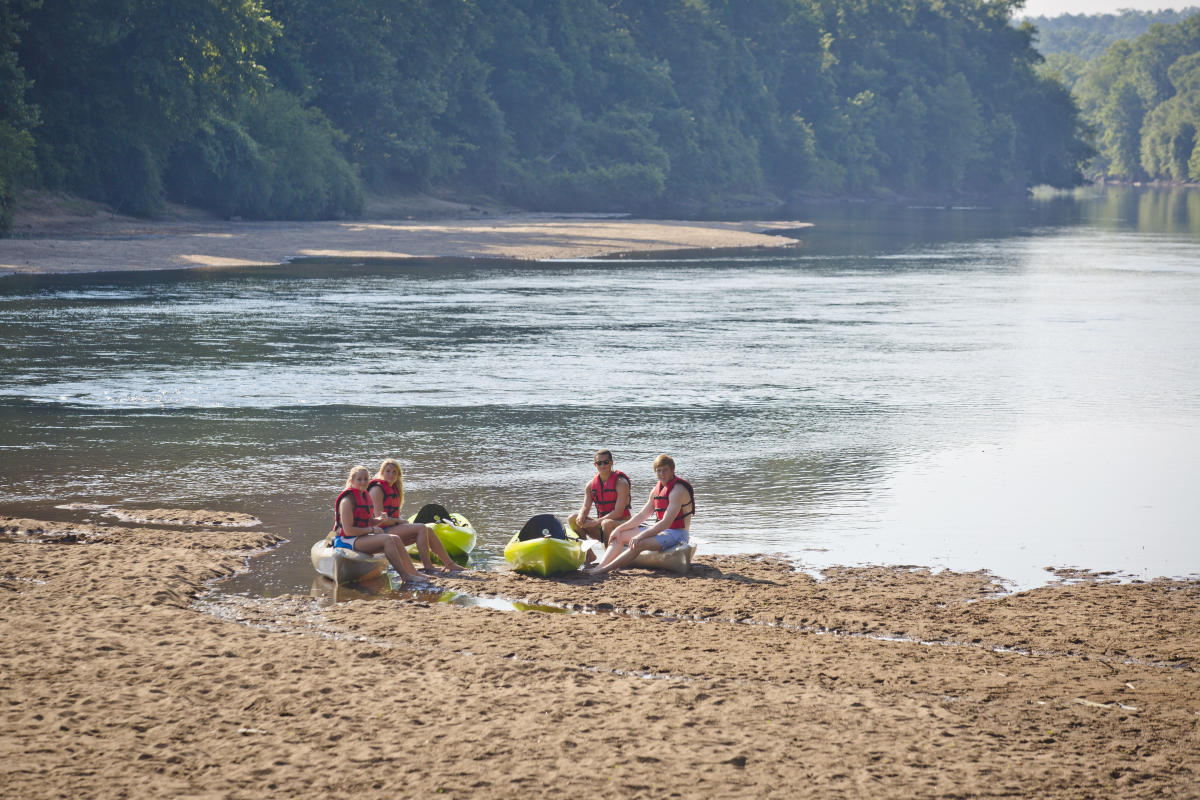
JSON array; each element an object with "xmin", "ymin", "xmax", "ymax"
[
  {"xmin": 386, "ymin": 522, "xmax": 437, "ymax": 570},
  {"xmin": 570, "ymin": 514, "xmax": 606, "ymax": 564},
  {"xmin": 421, "ymin": 525, "xmax": 466, "ymax": 572},
  {"xmin": 599, "ymin": 518, "xmax": 624, "ymax": 543},
  {"xmin": 586, "ymin": 529, "xmax": 637, "ymax": 573},
  {"xmin": 354, "ymin": 533, "xmax": 424, "ymax": 582},
  {"xmin": 585, "ymin": 536, "xmax": 621, "ymax": 572},
  {"xmin": 416, "ymin": 525, "xmax": 434, "ymax": 570},
  {"xmin": 382, "ymin": 536, "xmax": 424, "ymax": 583},
  {"xmin": 569, "ymin": 514, "xmax": 603, "ymax": 538},
  {"xmin": 591, "ymin": 535, "xmax": 663, "ymax": 575}
]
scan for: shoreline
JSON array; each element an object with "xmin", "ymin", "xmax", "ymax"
[
  {"xmin": 11, "ymin": 497, "xmax": 1186, "ymax": 595},
  {"xmin": 0, "ymin": 205, "xmax": 811, "ymax": 275},
  {"xmin": 2, "ymin": 511, "xmax": 1197, "ymax": 798}
]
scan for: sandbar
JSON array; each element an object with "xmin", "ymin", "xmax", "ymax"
[{"xmin": 1, "ymin": 204, "xmax": 809, "ymax": 275}]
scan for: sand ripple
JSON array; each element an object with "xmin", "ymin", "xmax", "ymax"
[{"xmin": 1, "ymin": 517, "xmax": 1197, "ymax": 799}]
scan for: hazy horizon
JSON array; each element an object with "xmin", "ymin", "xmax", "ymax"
[{"xmin": 1019, "ymin": 0, "xmax": 1197, "ymax": 16}]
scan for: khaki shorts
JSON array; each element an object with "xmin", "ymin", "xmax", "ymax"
[{"xmin": 572, "ymin": 515, "xmax": 628, "ymax": 546}]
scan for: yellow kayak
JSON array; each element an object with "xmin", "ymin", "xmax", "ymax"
[
  {"xmin": 406, "ymin": 504, "xmax": 477, "ymax": 564},
  {"xmin": 503, "ymin": 514, "xmax": 584, "ymax": 577}
]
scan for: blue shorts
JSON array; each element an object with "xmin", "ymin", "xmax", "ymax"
[
  {"xmin": 645, "ymin": 527, "xmax": 689, "ymax": 550},
  {"xmin": 332, "ymin": 535, "xmax": 357, "ymax": 550}
]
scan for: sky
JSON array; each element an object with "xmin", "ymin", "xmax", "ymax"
[{"xmin": 1018, "ymin": 0, "xmax": 1197, "ymax": 16}]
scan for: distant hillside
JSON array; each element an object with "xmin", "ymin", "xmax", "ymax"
[
  {"xmin": 1053, "ymin": 13, "xmax": 1200, "ymax": 182},
  {"xmin": 1028, "ymin": 8, "xmax": 1200, "ymax": 59}
]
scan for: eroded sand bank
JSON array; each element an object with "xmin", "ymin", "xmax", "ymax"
[{"xmin": 1, "ymin": 514, "xmax": 1196, "ymax": 799}]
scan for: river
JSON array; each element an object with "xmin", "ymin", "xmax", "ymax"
[{"xmin": 2, "ymin": 185, "xmax": 1197, "ymax": 592}]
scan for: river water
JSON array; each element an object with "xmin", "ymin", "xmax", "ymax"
[{"xmin": 2, "ymin": 186, "xmax": 1198, "ymax": 592}]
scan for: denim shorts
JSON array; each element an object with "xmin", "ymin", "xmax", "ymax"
[{"xmin": 647, "ymin": 527, "xmax": 689, "ymax": 550}]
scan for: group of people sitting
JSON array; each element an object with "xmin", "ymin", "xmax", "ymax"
[
  {"xmin": 329, "ymin": 459, "xmax": 467, "ymax": 583},
  {"xmin": 569, "ymin": 451, "xmax": 694, "ymax": 575},
  {"xmin": 329, "ymin": 451, "xmax": 693, "ymax": 581}
]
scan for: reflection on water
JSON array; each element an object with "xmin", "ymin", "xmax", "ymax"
[
  {"xmin": 1, "ymin": 186, "xmax": 1198, "ymax": 591},
  {"xmin": 308, "ymin": 574, "xmax": 567, "ymax": 612},
  {"xmin": 1075, "ymin": 185, "xmax": 1200, "ymax": 234}
]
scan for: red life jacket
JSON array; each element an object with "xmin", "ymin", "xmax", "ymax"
[
  {"xmin": 333, "ymin": 487, "xmax": 374, "ymax": 533},
  {"xmin": 589, "ymin": 470, "xmax": 631, "ymax": 519},
  {"xmin": 368, "ymin": 478, "xmax": 401, "ymax": 518},
  {"xmin": 652, "ymin": 476, "xmax": 695, "ymax": 528}
]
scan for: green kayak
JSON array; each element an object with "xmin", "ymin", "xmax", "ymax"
[
  {"xmin": 503, "ymin": 514, "xmax": 584, "ymax": 577},
  {"xmin": 406, "ymin": 504, "xmax": 477, "ymax": 564}
]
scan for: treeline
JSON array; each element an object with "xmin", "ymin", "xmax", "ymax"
[
  {"xmin": 1, "ymin": 0, "xmax": 1091, "ymax": 234},
  {"xmin": 1028, "ymin": 7, "xmax": 1199, "ymax": 60},
  {"xmin": 1043, "ymin": 14, "xmax": 1200, "ymax": 182}
]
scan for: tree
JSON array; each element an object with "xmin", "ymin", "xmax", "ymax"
[
  {"xmin": 1029, "ymin": 7, "xmax": 1200, "ymax": 60},
  {"xmin": 18, "ymin": 0, "xmax": 279, "ymax": 213},
  {"xmin": 1100, "ymin": 80, "xmax": 1147, "ymax": 178},
  {"xmin": 925, "ymin": 74, "xmax": 983, "ymax": 191},
  {"xmin": 1073, "ymin": 14, "xmax": 1200, "ymax": 181},
  {"xmin": 166, "ymin": 89, "xmax": 362, "ymax": 219},
  {"xmin": 1140, "ymin": 52, "xmax": 1200, "ymax": 180},
  {"xmin": 8, "ymin": 0, "xmax": 1095, "ymax": 219},
  {"xmin": 0, "ymin": 0, "xmax": 40, "ymax": 233}
]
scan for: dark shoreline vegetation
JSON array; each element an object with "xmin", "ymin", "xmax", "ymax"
[{"xmin": 0, "ymin": 2, "xmax": 1193, "ymax": 236}]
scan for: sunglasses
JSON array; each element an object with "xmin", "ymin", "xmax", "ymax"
[{"xmin": 594, "ymin": 459, "xmax": 611, "ymax": 465}]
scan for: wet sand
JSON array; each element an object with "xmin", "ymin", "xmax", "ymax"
[
  {"xmin": 0, "ymin": 211, "xmax": 808, "ymax": 275},
  {"xmin": 2, "ymin": 513, "xmax": 1197, "ymax": 798}
]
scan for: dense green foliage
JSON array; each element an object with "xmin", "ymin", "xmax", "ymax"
[
  {"xmin": 1, "ymin": 0, "xmax": 1092, "ymax": 234},
  {"xmin": 0, "ymin": 0, "xmax": 40, "ymax": 231},
  {"xmin": 14, "ymin": 0, "xmax": 291, "ymax": 215},
  {"xmin": 166, "ymin": 89, "xmax": 363, "ymax": 219},
  {"xmin": 1028, "ymin": 7, "xmax": 1199, "ymax": 60},
  {"xmin": 1053, "ymin": 14, "xmax": 1200, "ymax": 182}
]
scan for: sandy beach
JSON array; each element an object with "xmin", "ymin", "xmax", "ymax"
[
  {"xmin": 0, "ymin": 195, "xmax": 808, "ymax": 274},
  {"xmin": 1, "ymin": 511, "xmax": 1197, "ymax": 799}
]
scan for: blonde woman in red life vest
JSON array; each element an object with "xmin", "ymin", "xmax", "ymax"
[
  {"xmin": 567, "ymin": 449, "xmax": 632, "ymax": 563},
  {"xmin": 367, "ymin": 458, "xmax": 465, "ymax": 573},
  {"xmin": 331, "ymin": 465, "xmax": 424, "ymax": 583},
  {"xmin": 585, "ymin": 453, "xmax": 694, "ymax": 575}
]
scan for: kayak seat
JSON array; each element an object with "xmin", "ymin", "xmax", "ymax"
[
  {"xmin": 412, "ymin": 503, "xmax": 452, "ymax": 524},
  {"xmin": 517, "ymin": 513, "xmax": 567, "ymax": 541}
]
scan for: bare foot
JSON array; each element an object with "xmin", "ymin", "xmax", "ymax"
[
  {"xmin": 399, "ymin": 572, "xmax": 426, "ymax": 584},
  {"xmin": 442, "ymin": 563, "xmax": 467, "ymax": 573}
]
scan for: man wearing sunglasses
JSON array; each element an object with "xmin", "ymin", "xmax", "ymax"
[{"xmin": 568, "ymin": 449, "xmax": 632, "ymax": 561}]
